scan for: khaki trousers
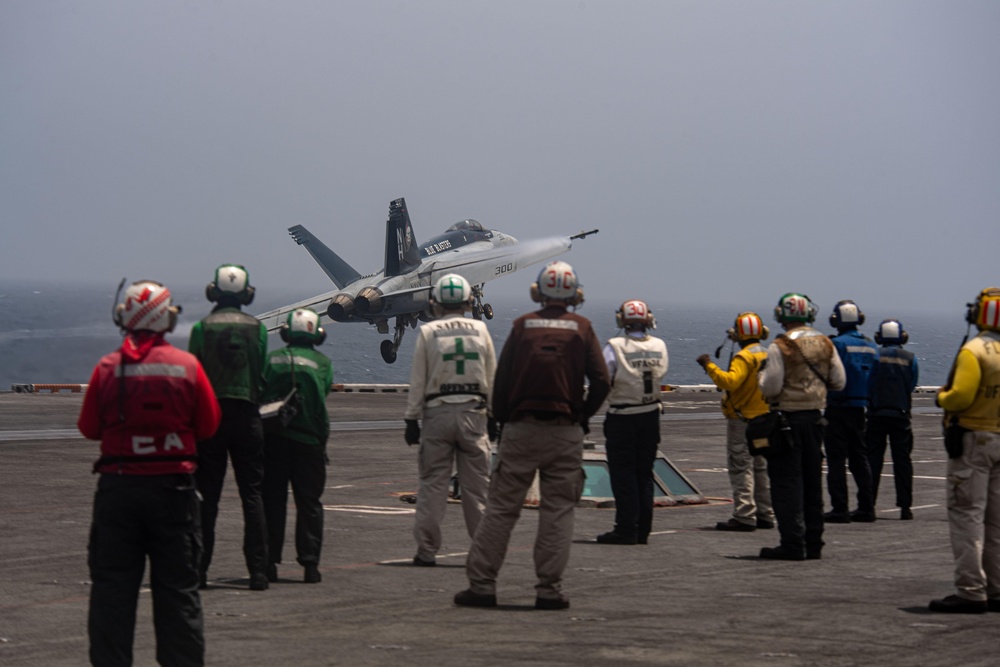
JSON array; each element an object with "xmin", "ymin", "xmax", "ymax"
[
  {"xmin": 946, "ymin": 430, "xmax": 1000, "ymax": 601},
  {"xmin": 726, "ymin": 418, "xmax": 775, "ymax": 525},
  {"xmin": 465, "ymin": 420, "xmax": 584, "ymax": 599},
  {"xmin": 413, "ymin": 402, "xmax": 490, "ymax": 561}
]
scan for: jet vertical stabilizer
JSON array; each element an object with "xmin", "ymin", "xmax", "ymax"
[
  {"xmin": 288, "ymin": 225, "xmax": 363, "ymax": 289},
  {"xmin": 384, "ymin": 198, "xmax": 421, "ymax": 277}
]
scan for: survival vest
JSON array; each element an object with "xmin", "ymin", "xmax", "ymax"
[
  {"xmin": 606, "ymin": 334, "xmax": 668, "ymax": 415},
  {"xmin": 952, "ymin": 332, "xmax": 1000, "ymax": 432},
  {"xmin": 190, "ymin": 307, "xmax": 267, "ymax": 404},
  {"xmin": 707, "ymin": 343, "xmax": 769, "ymax": 420},
  {"xmin": 260, "ymin": 344, "xmax": 334, "ymax": 447},
  {"xmin": 90, "ymin": 345, "xmax": 207, "ymax": 475},
  {"xmin": 493, "ymin": 306, "xmax": 609, "ymax": 424},
  {"xmin": 772, "ymin": 328, "xmax": 837, "ymax": 411},
  {"xmin": 827, "ymin": 330, "xmax": 879, "ymax": 408},
  {"xmin": 869, "ymin": 346, "xmax": 917, "ymax": 418}
]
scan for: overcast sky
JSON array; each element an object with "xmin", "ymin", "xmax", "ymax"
[{"xmin": 3, "ymin": 0, "xmax": 998, "ymax": 318}]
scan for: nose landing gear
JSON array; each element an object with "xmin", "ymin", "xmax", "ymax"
[{"xmin": 471, "ymin": 284, "xmax": 494, "ymax": 321}]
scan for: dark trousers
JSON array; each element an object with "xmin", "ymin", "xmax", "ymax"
[
  {"xmin": 195, "ymin": 399, "xmax": 268, "ymax": 579},
  {"xmin": 603, "ymin": 410, "xmax": 661, "ymax": 541},
  {"xmin": 866, "ymin": 415, "xmax": 914, "ymax": 510},
  {"xmin": 824, "ymin": 406, "xmax": 874, "ymax": 515},
  {"xmin": 88, "ymin": 475, "xmax": 203, "ymax": 667},
  {"xmin": 263, "ymin": 435, "xmax": 327, "ymax": 566},
  {"xmin": 765, "ymin": 410, "xmax": 825, "ymax": 555}
]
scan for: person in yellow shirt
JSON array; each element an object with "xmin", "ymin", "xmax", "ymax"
[
  {"xmin": 697, "ymin": 312, "xmax": 776, "ymax": 532},
  {"xmin": 929, "ymin": 287, "xmax": 1000, "ymax": 614}
]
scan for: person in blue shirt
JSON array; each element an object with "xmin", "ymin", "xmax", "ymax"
[
  {"xmin": 866, "ymin": 319, "xmax": 919, "ymax": 520},
  {"xmin": 824, "ymin": 300, "xmax": 880, "ymax": 523}
]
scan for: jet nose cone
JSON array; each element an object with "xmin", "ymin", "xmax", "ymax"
[{"xmin": 355, "ymin": 287, "xmax": 384, "ymax": 315}]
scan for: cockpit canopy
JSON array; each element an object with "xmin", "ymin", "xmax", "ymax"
[{"xmin": 446, "ymin": 219, "xmax": 483, "ymax": 232}]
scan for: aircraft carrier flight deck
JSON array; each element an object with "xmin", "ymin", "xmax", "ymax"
[{"xmin": 1, "ymin": 391, "xmax": 994, "ymax": 667}]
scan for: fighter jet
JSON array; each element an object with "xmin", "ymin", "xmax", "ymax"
[{"xmin": 256, "ymin": 197, "xmax": 598, "ymax": 363}]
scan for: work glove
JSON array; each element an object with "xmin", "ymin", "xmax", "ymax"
[
  {"xmin": 404, "ymin": 419, "xmax": 421, "ymax": 446},
  {"xmin": 487, "ymin": 417, "xmax": 499, "ymax": 442},
  {"xmin": 696, "ymin": 353, "xmax": 711, "ymax": 369}
]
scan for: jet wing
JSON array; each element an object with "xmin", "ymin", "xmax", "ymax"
[{"xmin": 256, "ymin": 290, "xmax": 341, "ymax": 332}]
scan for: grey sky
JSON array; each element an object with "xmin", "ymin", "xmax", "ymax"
[{"xmin": 3, "ymin": 1, "xmax": 998, "ymax": 317}]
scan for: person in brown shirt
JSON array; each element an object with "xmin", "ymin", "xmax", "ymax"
[{"xmin": 455, "ymin": 260, "xmax": 610, "ymax": 610}]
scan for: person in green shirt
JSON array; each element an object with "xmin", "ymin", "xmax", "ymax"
[
  {"xmin": 189, "ymin": 264, "xmax": 270, "ymax": 591},
  {"xmin": 260, "ymin": 308, "xmax": 333, "ymax": 584}
]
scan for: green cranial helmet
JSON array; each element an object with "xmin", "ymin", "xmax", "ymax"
[
  {"xmin": 774, "ymin": 293, "xmax": 817, "ymax": 324},
  {"xmin": 280, "ymin": 308, "xmax": 326, "ymax": 345},
  {"xmin": 206, "ymin": 264, "xmax": 255, "ymax": 305}
]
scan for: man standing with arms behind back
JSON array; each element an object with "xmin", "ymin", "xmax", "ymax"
[
  {"xmin": 928, "ymin": 288, "xmax": 1000, "ymax": 613},
  {"xmin": 596, "ymin": 299, "xmax": 668, "ymax": 546},
  {"xmin": 758, "ymin": 293, "xmax": 845, "ymax": 561},
  {"xmin": 455, "ymin": 260, "xmax": 610, "ymax": 610},
  {"xmin": 189, "ymin": 264, "xmax": 270, "ymax": 591},
  {"xmin": 823, "ymin": 299, "xmax": 880, "ymax": 523}
]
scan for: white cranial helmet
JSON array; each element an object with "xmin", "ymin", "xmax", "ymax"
[
  {"xmin": 532, "ymin": 261, "xmax": 583, "ymax": 305},
  {"xmin": 616, "ymin": 299, "xmax": 656, "ymax": 329},
  {"xmin": 432, "ymin": 273, "xmax": 473, "ymax": 307},
  {"xmin": 115, "ymin": 281, "xmax": 179, "ymax": 333}
]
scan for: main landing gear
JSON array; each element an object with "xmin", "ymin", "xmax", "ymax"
[
  {"xmin": 379, "ymin": 315, "xmax": 418, "ymax": 364},
  {"xmin": 471, "ymin": 284, "xmax": 494, "ymax": 321}
]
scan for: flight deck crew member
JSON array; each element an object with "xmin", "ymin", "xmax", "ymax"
[
  {"xmin": 823, "ymin": 300, "xmax": 880, "ymax": 523},
  {"xmin": 596, "ymin": 299, "xmax": 668, "ymax": 545},
  {"xmin": 79, "ymin": 280, "xmax": 220, "ymax": 666},
  {"xmin": 189, "ymin": 264, "xmax": 270, "ymax": 591},
  {"xmin": 758, "ymin": 293, "xmax": 846, "ymax": 560},
  {"xmin": 455, "ymin": 261, "xmax": 610, "ymax": 610},
  {"xmin": 928, "ymin": 288, "xmax": 1000, "ymax": 614},
  {"xmin": 405, "ymin": 274, "xmax": 496, "ymax": 567},
  {"xmin": 866, "ymin": 319, "xmax": 919, "ymax": 520},
  {"xmin": 697, "ymin": 312, "xmax": 776, "ymax": 532},
  {"xmin": 261, "ymin": 308, "xmax": 333, "ymax": 584}
]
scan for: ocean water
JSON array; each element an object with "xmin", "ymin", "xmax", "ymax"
[{"xmin": 0, "ymin": 281, "xmax": 969, "ymax": 391}]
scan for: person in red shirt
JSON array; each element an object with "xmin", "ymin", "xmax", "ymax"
[{"xmin": 78, "ymin": 280, "xmax": 220, "ymax": 667}]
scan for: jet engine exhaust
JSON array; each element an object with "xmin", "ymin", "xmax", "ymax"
[
  {"xmin": 355, "ymin": 287, "xmax": 384, "ymax": 315},
  {"xmin": 326, "ymin": 294, "xmax": 356, "ymax": 322}
]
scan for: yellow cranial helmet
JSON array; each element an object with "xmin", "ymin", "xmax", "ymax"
[{"xmin": 967, "ymin": 287, "xmax": 1000, "ymax": 332}]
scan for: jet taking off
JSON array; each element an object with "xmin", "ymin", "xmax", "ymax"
[{"xmin": 257, "ymin": 198, "xmax": 598, "ymax": 363}]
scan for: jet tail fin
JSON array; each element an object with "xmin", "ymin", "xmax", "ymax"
[
  {"xmin": 384, "ymin": 198, "xmax": 421, "ymax": 277},
  {"xmin": 287, "ymin": 225, "xmax": 362, "ymax": 290}
]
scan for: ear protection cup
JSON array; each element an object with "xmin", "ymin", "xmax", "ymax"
[
  {"xmin": 279, "ymin": 323, "xmax": 290, "ymax": 343},
  {"xmin": 530, "ymin": 282, "xmax": 542, "ymax": 304},
  {"xmin": 830, "ymin": 300, "xmax": 865, "ymax": 329}
]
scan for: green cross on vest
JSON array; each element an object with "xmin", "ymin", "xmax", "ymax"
[{"xmin": 443, "ymin": 337, "xmax": 479, "ymax": 374}]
